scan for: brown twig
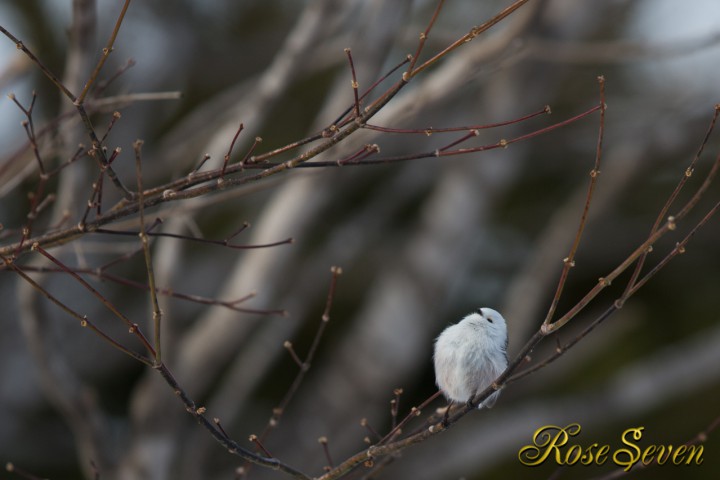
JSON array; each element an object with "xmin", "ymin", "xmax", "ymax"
[
  {"xmin": 344, "ymin": 48, "xmax": 361, "ymax": 118},
  {"xmin": 543, "ymin": 76, "xmax": 606, "ymax": 326},
  {"xmin": 239, "ymin": 266, "xmax": 342, "ymax": 479},
  {"xmin": 0, "ymin": 26, "xmax": 76, "ymax": 100},
  {"xmin": 407, "ymin": 0, "xmax": 532, "ymax": 79},
  {"xmin": 152, "ymin": 363, "xmax": 311, "ymax": 479},
  {"xmin": 76, "ymin": 0, "xmax": 132, "ymax": 104},
  {"xmin": 2, "ymin": 254, "xmax": 153, "ymax": 366},
  {"xmin": 263, "ymin": 267, "xmax": 342, "ymax": 434},
  {"xmin": 621, "ymin": 103, "xmax": 720, "ymax": 301},
  {"xmin": 12, "ymin": 263, "xmax": 281, "ymax": 315},
  {"xmin": 135, "ymin": 140, "xmax": 162, "ymax": 363},
  {"xmin": 8, "ymin": 92, "xmax": 51, "ymax": 256},
  {"xmin": 30, "ymin": 244, "xmax": 157, "ymax": 356},
  {"xmin": 1, "ymin": 25, "xmax": 135, "ymax": 199},
  {"xmin": 319, "ymin": 436, "xmax": 335, "ymax": 471},
  {"xmin": 222, "ymin": 121, "xmax": 244, "ymax": 178},
  {"xmin": 93, "ymin": 224, "xmax": 294, "ymax": 250},
  {"xmin": 390, "ymin": 388, "xmax": 403, "ymax": 430},
  {"xmin": 545, "ymin": 149, "xmax": 719, "ymax": 334},
  {"xmin": 363, "ymin": 105, "xmax": 551, "ymax": 134},
  {"xmin": 404, "ymin": 0, "xmax": 446, "ymax": 78}
]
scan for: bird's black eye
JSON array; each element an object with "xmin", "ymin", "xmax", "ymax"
[{"xmin": 486, "ymin": 317, "xmax": 494, "ymax": 323}]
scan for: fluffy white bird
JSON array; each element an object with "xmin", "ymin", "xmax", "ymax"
[{"xmin": 433, "ymin": 307, "xmax": 508, "ymax": 409}]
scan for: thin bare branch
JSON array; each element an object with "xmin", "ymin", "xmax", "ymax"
[
  {"xmin": 543, "ymin": 76, "xmax": 606, "ymax": 326},
  {"xmin": 407, "ymin": 0, "xmax": 532, "ymax": 79},
  {"xmin": 622, "ymin": 103, "xmax": 720, "ymax": 299},
  {"xmin": 76, "ymin": 0, "xmax": 133, "ymax": 104},
  {"xmin": 135, "ymin": 140, "xmax": 162, "ymax": 363}
]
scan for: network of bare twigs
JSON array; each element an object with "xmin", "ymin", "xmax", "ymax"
[{"xmin": 1, "ymin": 0, "xmax": 718, "ymax": 479}]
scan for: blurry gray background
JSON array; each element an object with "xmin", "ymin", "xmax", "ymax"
[{"xmin": 1, "ymin": 0, "xmax": 719, "ymax": 479}]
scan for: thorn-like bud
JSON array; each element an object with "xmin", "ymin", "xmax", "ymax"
[
  {"xmin": 318, "ymin": 436, "xmax": 328, "ymax": 445},
  {"xmin": 563, "ymin": 257, "xmax": 575, "ymax": 267},
  {"xmin": 676, "ymin": 242, "xmax": 686, "ymax": 254},
  {"xmin": 667, "ymin": 215, "xmax": 676, "ymax": 231},
  {"xmin": 196, "ymin": 406, "xmax": 206, "ymax": 414}
]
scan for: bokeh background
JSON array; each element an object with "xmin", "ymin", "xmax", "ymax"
[{"xmin": 1, "ymin": 1, "xmax": 719, "ymax": 479}]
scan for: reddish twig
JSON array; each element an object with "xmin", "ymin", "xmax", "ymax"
[
  {"xmin": 31, "ymin": 244, "xmax": 156, "ymax": 356},
  {"xmin": 407, "ymin": 0, "xmax": 532, "ymax": 79},
  {"xmin": 93, "ymin": 223, "xmax": 294, "ymax": 250},
  {"xmin": 135, "ymin": 140, "xmax": 162, "ymax": 363},
  {"xmin": 363, "ymin": 105, "xmax": 551, "ymax": 134},
  {"xmin": 621, "ymin": 103, "xmax": 720, "ymax": 301},
  {"xmin": 2, "ymin": 254, "xmax": 153, "ymax": 366},
  {"xmin": 152, "ymin": 363, "xmax": 311, "ymax": 479},
  {"xmin": 244, "ymin": 266, "xmax": 342, "ymax": 475},
  {"xmin": 344, "ymin": 48, "xmax": 361, "ymax": 118},
  {"xmin": 319, "ymin": 436, "xmax": 334, "ymax": 471},
  {"xmin": 543, "ymin": 76, "xmax": 606, "ymax": 326},
  {"xmin": 404, "ymin": 0, "xmax": 446, "ymax": 78},
  {"xmin": 222, "ymin": 121, "xmax": 244, "ymax": 178},
  {"xmin": 76, "ymin": 0, "xmax": 132, "ymax": 104}
]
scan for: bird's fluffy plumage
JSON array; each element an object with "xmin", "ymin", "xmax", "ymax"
[{"xmin": 433, "ymin": 307, "xmax": 508, "ymax": 408}]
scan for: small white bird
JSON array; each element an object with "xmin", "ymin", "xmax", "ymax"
[{"xmin": 433, "ymin": 307, "xmax": 508, "ymax": 409}]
